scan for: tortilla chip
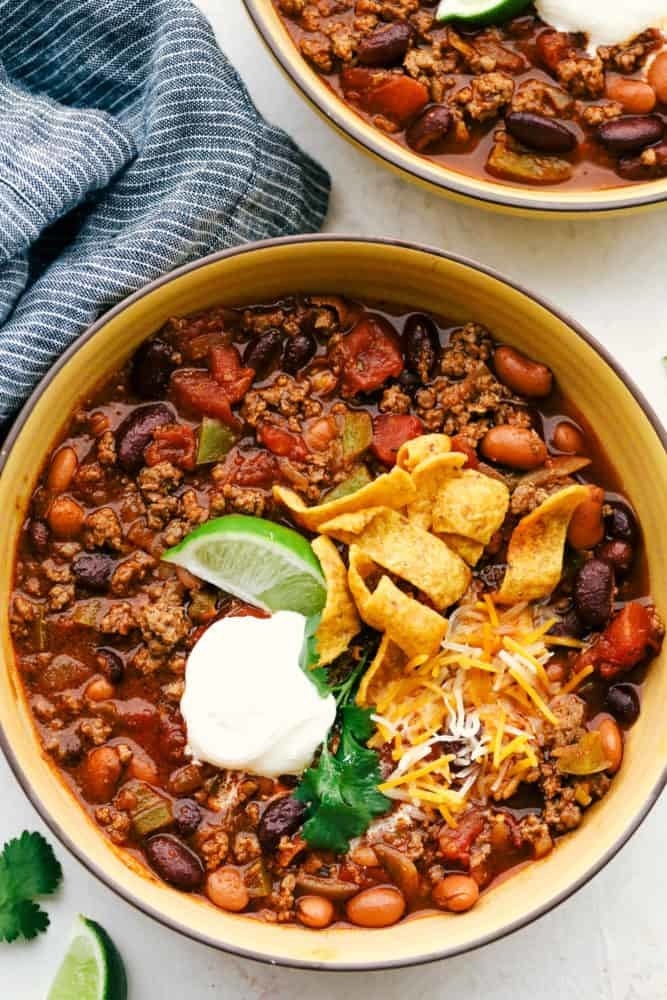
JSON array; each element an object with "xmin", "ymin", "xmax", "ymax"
[
  {"xmin": 496, "ymin": 484, "xmax": 590, "ymax": 605},
  {"xmin": 439, "ymin": 533, "xmax": 485, "ymax": 566},
  {"xmin": 320, "ymin": 506, "xmax": 470, "ymax": 611},
  {"xmin": 432, "ymin": 469, "xmax": 509, "ymax": 545},
  {"xmin": 348, "ymin": 545, "xmax": 447, "ymax": 658},
  {"xmin": 406, "ymin": 452, "xmax": 468, "ymax": 531},
  {"xmin": 273, "ymin": 465, "xmax": 417, "ymax": 532},
  {"xmin": 356, "ymin": 634, "xmax": 406, "ymax": 708},
  {"xmin": 311, "ymin": 535, "xmax": 361, "ymax": 666},
  {"xmin": 396, "ymin": 433, "xmax": 451, "ymax": 472}
]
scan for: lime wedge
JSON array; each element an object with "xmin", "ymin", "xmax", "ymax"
[
  {"xmin": 47, "ymin": 915, "xmax": 127, "ymax": 1000},
  {"xmin": 436, "ymin": 0, "xmax": 531, "ymax": 25},
  {"xmin": 163, "ymin": 514, "xmax": 327, "ymax": 616}
]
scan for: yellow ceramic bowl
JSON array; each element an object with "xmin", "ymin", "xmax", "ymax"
[
  {"xmin": 242, "ymin": 0, "xmax": 667, "ymax": 217},
  {"xmin": 0, "ymin": 236, "xmax": 665, "ymax": 969}
]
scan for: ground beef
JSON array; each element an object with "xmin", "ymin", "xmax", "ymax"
[
  {"xmin": 209, "ymin": 484, "xmax": 267, "ymax": 518},
  {"xmin": 557, "ymin": 56, "xmax": 605, "ymax": 99},
  {"xmin": 83, "ymin": 508, "xmax": 123, "ymax": 551},
  {"xmin": 100, "ymin": 601, "xmax": 136, "ymax": 636},
  {"xmin": 511, "ymin": 78, "xmax": 573, "ymax": 117},
  {"xmin": 379, "ymin": 384, "xmax": 412, "ymax": 413},
  {"xmin": 136, "ymin": 582, "xmax": 189, "ymax": 655},
  {"xmin": 440, "ymin": 323, "xmax": 494, "ymax": 377},
  {"xmin": 97, "ymin": 431, "xmax": 117, "ymax": 466},
  {"xmin": 300, "ymin": 33, "xmax": 334, "ymax": 72},
  {"xmin": 242, "ymin": 374, "xmax": 322, "ymax": 427},
  {"xmin": 580, "ymin": 101, "xmax": 623, "ymax": 127},
  {"xmin": 456, "ymin": 72, "xmax": 514, "ymax": 121},
  {"xmin": 598, "ymin": 30, "xmax": 661, "ymax": 73},
  {"xmin": 195, "ymin": 827, "xmax": 231, "ymax": 871},
  {"xmin": 137, "ymin": 461, "xmax": 183, "ymax": 502},
  {"xmin": 110, "ymin": 551, "xmax": 156, "ymax": 596},
  {"xmin": 415, "ymin": 361, "xmax": 514, "ymax": 437}
]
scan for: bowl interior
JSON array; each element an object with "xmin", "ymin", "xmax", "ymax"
[
  {"xmin": 1, "ymin": 238, "xmax": 665, "ymax": 969},
  {"xmin": 243, "ymin": 0, "xmax": 667, "ymax": 215}
]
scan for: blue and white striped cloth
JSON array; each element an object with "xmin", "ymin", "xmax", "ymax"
[{"xmin": 0, "ymin": 0, "xmax": 330, "ymax": 424}]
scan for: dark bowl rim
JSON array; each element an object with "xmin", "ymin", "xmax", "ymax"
[
  {"xmin": 241, "ymin": 0, "xmax": 667, "ymax": 216},
  {"xmin": 1, "ymin": 234, "xmax": 665, "ymax": 972}
]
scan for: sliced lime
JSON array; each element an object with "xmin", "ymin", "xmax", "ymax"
[
  {"xmin": 47, "ymin": 915, "xmax": 127, "ymax": 1000},
  {"xmin": 163, "ymin": 514, "xmax": 326, "ymax": 616},
  {"xmin": 436, "ymin": 0, "xmax": 531, "ymax": 26}
]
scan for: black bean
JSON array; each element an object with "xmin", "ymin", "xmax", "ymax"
[
  {"xmin": 173, "ymin": 799, "xmax": 203, "ymax": 837},
  {"xmin": 115, "ymin": 403, "xmax": 174, "ymax": 473},
  {"xmin": 131, "ymin": 338, "xmax": 179, "ymax": 400},
  {"xmin": 402, "ymin": 314, "xmax": 439, "ymax": 382},
  {"xmin": 573, "ymin": 559, "xmax": 615, "ymax": 628},
  {"xmin": 145, "ymin": 834, "xmax": 204, "ymax": 891},
  {"xmin": 406, "ymin": 106, "xmax": 452, "ymax": 153},
  {"xmin": 506, "ymin": 111, "xmax": 577, "ymax": 154},
  {"xmin": 357, "ymin": 22, "xmax": 413, "ymax": 67},
  {"xmin": 243, "ymin": 329, "xmax": 283, "ymax": 380},
  {"xmin": 618, "ymin": 140, "xmax": 667, "ymax": 180},
  {"xmin": 596, "ymin": 539, "xmax": 634, "ymax": 576},
  {"xmin": 96, "ymin": 647, "xmax": 124, "ymax": 684},
  {"xmin": 283, "ymin": 331, "xmax": 317, "ymax": 374},
  {"xmin": 72, "ymin": 553, "xmax": 115, "ymax": 591},
  {"xmin": 604, "ymin": 501, "xmax": 639, "ymax": 544},
  {"xmin": 598, "ymin": 115, "xmax": 665, "ymax": 155},
  {"xmin": 605, "ymin": 684, "xmax": 641, "ymax": 726},
  {"xmin": 29, "ymin": 519, "xmax": 50, "ymax": 554},
  {"xmin": 257, "ymin": 796, "xmax": 306, "ymax": 851}
]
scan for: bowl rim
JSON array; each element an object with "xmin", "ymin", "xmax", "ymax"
[
  {"xmin": 1, "ymin": 234, "xmax": 665, "ymax": 971},
  {"xmin": 241, "ymin": 0, "xmax": 667, "ymax": 215}
]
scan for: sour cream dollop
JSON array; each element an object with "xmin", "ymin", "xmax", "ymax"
[
  {"xmin": 180, "ymin": 610, "xmax": 335, "ymax": 778},
  {"xmin": 536, "ymin": 1, "xmax": 667, "ymax": 55}
]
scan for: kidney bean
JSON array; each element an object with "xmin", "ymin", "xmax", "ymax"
[
  {"xmin": 432, "ymin": 874, "xmax": 479, "ymax": 913},
  {"xmin": 567, "ymin": 487, "xmax": 605, "ymax": 550},
  {"xmin": 205, "ymin": 866, "xmax": 249, "ymax": 912},
  {"xmin": 480, "ymin": 425, "xmax": 547, "ymax": 470},
  {"xmin": 618, "ymin": 141, "xmax": 667, "ymax": 180},
  {"xmin": 131, "ymin": 337, "xmax": 179, "ymax": 399},
  {"xmin": 604, "ymin": 501, "xmax": 638, "ymax": 544},
  {"xmin": 358, "ymin": 21, "xmax": 413, "ymax": 67},
  {"xmin": 47, "ymin": 446, "xmax": 78, "ymax": 494},
  {"xmin": 402, "ymin": 313, "xmax": 439, "ymax": 381},
  {"xmin": 505, "ymin": 111, "xmax": 576, "ymax": 154},
  {"xmin": 596, "ymin": 718, "xmax": 623, "ymax": 774},
  {"xmin": 85, "ymin": 676, "xmax": 115, "ymax": 702},
  {"xmin": 406, "ymin": 106, "xmax": 452, "ymax": 153},
  {"xmin": 605, "ymin": 684, "xmax": 640, "ymax": 726},
  {"xmin": 283, "ymin": 331, "xmax": 317, "ymax": 374},
  {"xmin": 296, "ymin": 895, "xmax": 335, "ymax": 929},
  {"xmin": 648, "ymin": 51, "xmax": 667, "ymax": 104},
  {"xmin": 493, "ymin": 345, "xmax": 553, "ymax": 398},
  {"xmin": 96, "ymin": 647, "xmax": 124, "ymax": 684},
  {"xmin": 146, "ymin": 834, "xmax": 204, "ymax": 891},
  {"xmin": 257, "ymin": 795, "xmax": 306, "ymax": 851},
  {"xmin": 345, "ymin": 886, "xmax": 406, "ymax": 927},
  {"xmin": 551, "ymin": 420, "xmax": 585, "ymax": 455},
  {"xmin": 115, "ymin": 402, "xmax": 173, "ymax": 473},
  {"xmin": 596, "ymin": 539, "xmax": 634, "ymax": 576},
  {"xmin": 605, "ymin": 77, "xmax": 656, "ymax": 115},
  {"xmin": 29, "ymin": 519, "xmax": 50, "ymax": 554},
  {"xmin": 573, "ymin": 559, "xmax": 614, "ymax": 628},
  {"xmin": 598, "ymin": 115, "xmax": 665, "ymax": 155},
  {"xmin": 174, "ymin": 799, "xmax": 203, "ymax": 837},
  {"xmin": 72, "ymin": 553, "xmax": 115, "ymax": 591},
  {"xmin": 243, "ymin": 329, "xmax": 283, "ymax": 380},
  {"xmin": 47, "ymin": 496, "xmax": 85, "ymax": 539},
  {"xmin": 83, "ymin": 746, "xmax": 122, "ymax": 803}
]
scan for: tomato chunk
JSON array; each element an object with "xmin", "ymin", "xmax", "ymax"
[
  {"xmin": 341, "ymin": 67, "xmax": 428, "ymax": 126},
  {"xmin": 577, "ymin": 602, "xmax": 664, "ymax": 680},
  {"xmin": 438, "ymin": 810, "xmax": 485, "ymax": 866},
  {"xmin": 145, "ymin": 423, "xmax": 196, "ymax": 471},
  {"xmin": 170, "ymin": 370, "xmax": 238, "ymax": 429},
  {"xmin": 209, "ymin": 345, "xmax": 254, "ymax": 404},
  {"xmin": 257, "ymin": 422, "xmax": 309, "ymax": 463},
  {"xmin": 536, "ymin": 30, "xmax": 575, "ymax": 74},
  {"xmin": 217, "ymin": 449, "xmax": 279, "ymax": 488},
  {"xmin": 450, "ymin": 434, "xmax": 480, "ymax": 470},
  {"xmin": 371, "ymin": 414, "xmax": 423, "ymax": 466},
  {"xmin": 338, "ymin": 315, "xmax": 404, "ymax": 397}
]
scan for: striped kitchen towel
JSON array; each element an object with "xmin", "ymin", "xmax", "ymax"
[{"xmin": 0, "ymin": 0, "xmax": 330, "ymax": 424}]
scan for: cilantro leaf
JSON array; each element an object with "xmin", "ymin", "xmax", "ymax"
[{"xmin": 0, "ymin": 831, "xmax": 62, "ymax": 943}]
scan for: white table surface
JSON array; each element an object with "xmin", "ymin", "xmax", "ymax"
[{"xmin": 3, "ymin": 2, "xmax": 666, "ymax": 996}]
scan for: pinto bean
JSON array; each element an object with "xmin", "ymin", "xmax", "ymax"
[
  {"xmin": 551, "ymin": 420, "xmax": 586, "ymax": 454},
  {"xmin": 146, "ymin": 834, "xmax": 204, "ymax": 891},
  {"xmin": 243, "ymin": 330, "xmax": 283, "ymax": 380},
  {"xmin": 432, "ymin": 874, "xmax": 479, "ymax": 913},
  {"xmin": 567, "ymin": 487, "xmax": 605, "ymax": 550},
  {"xmin": 72, "ymin": 553, "xmax": 115, "ymax": 591},
  {"xmin": 126, "ymin": 754, "xmax": 159, "ymax": 784},
  {"xmin": 505, "ymin": 111, "xmax": 576, "ymax": 154},
  {"xmin": 258, "ymin": 796, "xmax": 306, "ymax": 851},
  {"xmin": 573, "ymin": 559, "xmax": 614, "ymax": 628},
  {"xmin": 83, "ymin": 746, "xmax": 122, "ymax": 803},
  {"xmin": 493, "ymin": 345, "xmax": 553, "ymax": 398},
  {"xmin": 47, "ymin": 446, "xmax": 78, "ymax": 494},
  {"xmin": 598, "ymin": 115, "xmax": 665, "ymax": 155},
  {"xmin": 115, "ymin": 403, "xmax": 173, "ymax": 472},
  {"xmin": 605, "ymin": 77, "xmax": 656, "ymax": 115},
  {"xmin": 406, "ymin": 106, "xmax": 452, "ymax": 152},
  {"xmin": 480, "ymin": 426, "xmax": 547, "ymax": 470},
  {"xmin": 345, "ymin": 886, "xmax": 406, "ymax": 927},
  {"xmin": 648, "ymin": 52, "xmax": 667, "ymax": 104},
  {"xmin": 358, "ymin": 22, "xmax": 413, "ymax": 67},
  {"xmin": 296, "ymin": 895, "xmax": 335, "ymax": 929},
  {"xmin": 596, "ymin": 718, "xmax": 623, "ymax": 774},
  {"xmin": 47, "ymin": 496, "xmax": 85, "ymax": 539},
  {"xmin": 283, "ymin": 331, "xmax": 317, "ymax": 374},
  {"xmin": 85, "ymin": 676, "xmax": 115, "ymax": 702},
  {"xmin": 131, "ymin": 337, "xmax": 179, "ymax": 399},
  {"xmin": 402, "ymin": 313, "xmax": 439, "ymax": 381},
  {"xmin": 205, "ymin": 866, "xmax": 248, "ymax": 911}
]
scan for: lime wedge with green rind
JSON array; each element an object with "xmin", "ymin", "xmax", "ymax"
[
  {"xmin": 163, "ymin": 514, "xmax": 326, "ymax": 617},
  {"xmin": 436, "ymin": 0, "xmax": 531, "ymax": 26},
  {"xmin": 47, "ymin": 915, "xmax": 127, "ymax": 1000}
]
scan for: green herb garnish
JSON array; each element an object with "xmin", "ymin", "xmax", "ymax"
[{"xmin": 0, "ymin": 831, "xmax": 63, "ymax": 942}]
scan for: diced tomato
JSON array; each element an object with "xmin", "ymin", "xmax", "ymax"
[
  {"xmin": 337, "ymin": 316, "xmax": 405, "ymax": 397},
  {"xmin": 234, "ymin": 451, "xmax": 279, "ymax": 488},
  {"xmin": 144, "ymin": 423, "xmax": 196, "ymax": 471},
  {"xmin": 536, "ymin": 30, "xmax": 574, "ymax": 73},
  {"xmin": 438, "ymin": 809, "xmax": 486, "ymax": 866},
  {"xmin": 450, "ymin": 434, "xmax": 480, "ymax": 470},
  {"xmin": 209, "ymin": 345, "xmax": 255, "ymax": 404},
  {"xmin": 170, "ymin": 369, "xmax": 239, "ymax": 429},
  {"xmin": 577, "ymin": 602, "xmax": 664, "ymax": 680},
  {"xmin": 257, "ymin": 422, "xmax": 309, "ymax": 463},
  {"xmin": 371, "ymin": 413, "xmax": 423, "ymax": 466},
  {"xmin": 341, "ymin": 67, "xmax": 429, "ymax": 126}
]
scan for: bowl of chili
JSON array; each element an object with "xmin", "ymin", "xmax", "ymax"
[{"xmin": 0, "ymin": 235, "xmax": 665, "ymax": 968}]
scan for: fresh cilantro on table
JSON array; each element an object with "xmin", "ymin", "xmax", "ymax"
[{"xmin": 0, "ymin": 831, "xmax": 63, "ymax": 942}]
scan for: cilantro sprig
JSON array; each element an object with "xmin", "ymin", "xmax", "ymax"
[{"xmin": 0, "ymin": 831, "xmax": 62, "ymax": 942}]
